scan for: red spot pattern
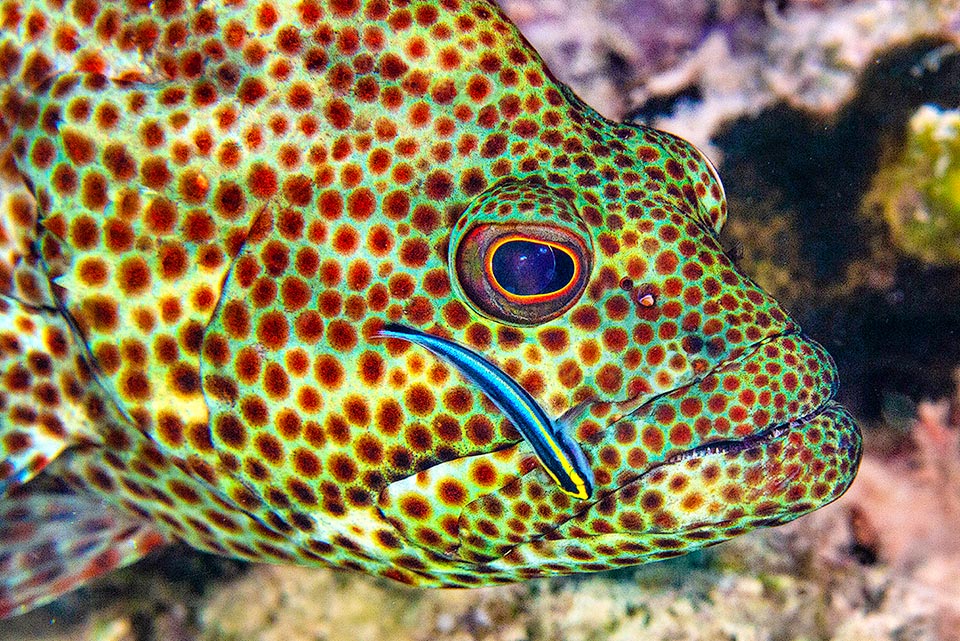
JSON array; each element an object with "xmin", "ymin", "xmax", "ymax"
[{"xmin": 0, "ymin": 0, "xmax": 859, "ymax": 610}]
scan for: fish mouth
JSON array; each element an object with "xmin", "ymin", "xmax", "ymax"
[
  {"xmin": 661, "ymin": 422, "xmax": 791, "ymax": 465},
  {"xmin": 548, "ymin": 397, "xmax": 863, "ymax": 546},
  {"xmin": 577, "ymin": 329, "xmax": 848, "ymax": 493},
  {"xmin": 536, "ymin": 331, "xmax": 863, "ymax": 541}
]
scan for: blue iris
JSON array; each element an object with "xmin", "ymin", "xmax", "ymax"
[{"xmin": 491, "ymin": 240, "xmax": 573, "ymax": 296}]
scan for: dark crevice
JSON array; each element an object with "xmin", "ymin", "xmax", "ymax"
[{"xmin": 713, "ymin": 36, "xmax": 960, "ymax": 418}]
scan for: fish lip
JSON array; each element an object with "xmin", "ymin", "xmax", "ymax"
[{"xmin": 660, "ymin": 404, "xmax": 828, "ymax": 466}]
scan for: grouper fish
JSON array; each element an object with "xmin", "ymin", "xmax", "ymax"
[{"xmin": 0, "ymin": 0, "xmax": 861, "ymax": 618}]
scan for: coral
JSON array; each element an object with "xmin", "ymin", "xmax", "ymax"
[
  {"xmin": 640, "ymin": 0, "xmax": 960, "ymax": 151},
  {"xmin": 759, "ymin": 1, "xmax": 960, "ymax": 112},
  {"xmin": 867, "ymin": 104, "xmax": 960, "ymax": 265},
  {"xmin": 501, "ymin": 1, "xmax": 960, "ymax": 155},
  {"xmin": 845, "ymin": 397, "xmax": 960, "ymax": 566},
  {"xmin": 499, "ymin": 0, "xmax": 722, "ymax": 119},
  {"xmin": 0, "ymin": 617, "xmax": 137, "ymax": 641}
]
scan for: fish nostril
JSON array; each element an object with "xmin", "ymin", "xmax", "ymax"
[
  {"xmin": 637, "ymin": 292, "xmax": 656, "ymax": 307},
  {"xmin": 630, "ymin": 282, "xmax": 658, "ymax": 307}
]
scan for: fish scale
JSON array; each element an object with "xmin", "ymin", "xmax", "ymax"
[{"xmin": 0, "ymin": 0, "xmax": 861, "ymax": 618}]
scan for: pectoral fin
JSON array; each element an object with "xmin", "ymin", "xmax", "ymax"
[{"xmin": 0, "ymin": 487, "xmax": 167, "ymax": 619}]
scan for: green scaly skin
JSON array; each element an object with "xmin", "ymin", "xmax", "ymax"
[{"xmin": 0, "ymin": 0, "xmax": 861, "ymax": 617}]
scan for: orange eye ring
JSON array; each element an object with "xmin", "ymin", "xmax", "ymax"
[
  {"xmin": 452, "ymin": 222, "xmax": 592, "ymax": 326},
  {"xmin": 484, "ymin": 234, "xmax": 582, "ymax": 304},
  {"xmin": 448, "ymin": 179, "xmax": 594, "ymax": 326}
]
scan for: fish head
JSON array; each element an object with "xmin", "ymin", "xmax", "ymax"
[{"xmin": 378, "ymin": 94, "xmax": 862, "ymax": 571}]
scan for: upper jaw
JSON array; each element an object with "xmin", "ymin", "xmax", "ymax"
[{"xmin": 571, "ymin": 330, "xmax": 842, "ymax": 493}]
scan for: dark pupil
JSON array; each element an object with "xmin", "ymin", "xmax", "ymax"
[{"xmin": 491, "ymin": 240, "xmax": 575, "ymax": 296}]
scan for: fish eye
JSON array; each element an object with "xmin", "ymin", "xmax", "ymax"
[
  {"xmin": 454, "ymin": 224, "xmax": 590, "ymax": 326},
  {"xmin": 449, "ymin": 179, "xmax": 593, "ymax": 326},
  {"xmin": 488, "ymin": 237, "xmax": 578, "ymax": 300}
]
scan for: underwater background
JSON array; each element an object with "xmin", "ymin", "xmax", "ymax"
[{"xmin": 3, "ymin": 0, "xmax": 960, "ymax": 639}]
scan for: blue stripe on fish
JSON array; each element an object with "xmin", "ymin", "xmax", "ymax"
[{"xmin": 376, "ymin": 323, "xmax": 594, "ymax": 500}]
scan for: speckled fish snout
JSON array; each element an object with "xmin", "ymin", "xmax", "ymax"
[{"xmin": 581, "ymin": 333, "xmax": 861, "ymax": 538}]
